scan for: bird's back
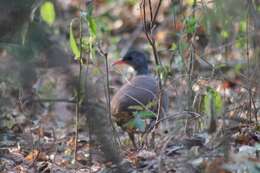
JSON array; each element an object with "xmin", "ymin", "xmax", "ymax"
[{"xmin": 111, "ymin": 75, "xmax": 158, "ymax": 124}]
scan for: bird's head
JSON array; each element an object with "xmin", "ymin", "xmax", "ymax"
[{"xmin": 113, "ymin": 50, "xmax": 149, "ymax": 75}]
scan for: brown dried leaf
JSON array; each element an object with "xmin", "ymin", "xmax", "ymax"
[{"xmin": 25, "ymin": 149, "xmax": 48, "ymax": 162}]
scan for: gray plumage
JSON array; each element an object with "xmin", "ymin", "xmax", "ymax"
[
  {"xmin": 111, "ymin": 50, "xmax": 168, "ymax": 147},
  {"xmin": 111, "ymin": 75, "xmax": 159, "ymax": 127}
]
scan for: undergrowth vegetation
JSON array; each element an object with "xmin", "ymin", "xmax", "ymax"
[{"xmin": 0, "ymin": 0, "xmax": 259, "ymax": 172}]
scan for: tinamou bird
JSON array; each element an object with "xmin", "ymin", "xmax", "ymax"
[{"xmin": 111, "ymin": 50, "xmax": 168, "ymax": 148}]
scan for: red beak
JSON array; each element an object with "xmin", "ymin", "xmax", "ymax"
[{"xmin": 112, "ymin": 60, "xmax": 127, "ymax": 66}]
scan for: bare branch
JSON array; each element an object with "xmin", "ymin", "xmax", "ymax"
[{"xmin": 152, "ymin": 0, "xmax": 162, "ymax": 25}]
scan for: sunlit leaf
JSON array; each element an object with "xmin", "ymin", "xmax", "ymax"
[
  {"xmin": 170, "ymin": 42, "xmax": 177, "ymax": 51},
  {"xmin": 146, "ymin": 100, "xmax": 157, "ymax": 109},
  {"xmin": 202, "ymin": 87, "xmax": 222, "ymax": 133},
  {"xmin": 128, "ymin": 105, "xmax": 144, "ymax": 111},
  {"xmin": 87, "ymin": 16, "xmax": 97, "ymax": 36},
  {"xmin": 203, "ymin": 87, "xmax": 223, "ymax": 116},
  {"xmin": 40, "ymin": 1, "xmax": 56, "ymax": 26},
  {"xmin": 69, "ymin": 19, "xmax": 80, "ymax": 60},
  {"xmin": 126, "ymin": 0, "xmax": 138, "ymax": 5},
  {"xmin": 239, "ymin": 20, "xmax": 246, "ymax": 32},
  {"xmin": 185, "ymin": 0, "xmax": 196, "ymax": 6},
  {"xmin": 220, "ymin": 30, "xmax": 229, "ymax": 39}
]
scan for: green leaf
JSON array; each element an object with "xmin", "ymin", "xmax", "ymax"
[
  {"xmin": 126, "ymin": 0, "xmax": 138, "ymax": 6},
  {"xmin": 185, "ymin": 0, "xmax": 196, "ymax": 6},
  {"xmin": 234, "ymin": 64, "xmax": 242, "ymax": 74},
  {"xmin": 124, "ymin": 115, "xmax": 146, "ymax": 132},
  {"xmin": 40, "ymin": 1, "xmax": 56, "ymax": 26},
  {"xmin": 170, "ymin": 42, "xmax": 177, "ymax": 51},
  {"xmin": 235, "ymin": 36, "xmax": 246, "ymax": 49},
  {"xmin": 133, "ymin": 115, "xmax": 146, "ymax": 132},
  {"xmin": 128, "ymin": 105, "xmax": 144, "ymax": 111},
  {"xmin": 220, "ymin": 30, "xmax": 229, "ymax": 39},
  {"xmin": 87, "ymin": 16, "xmax": 97, "ymax": 36},
  {"xmin": 134, "ymin": 116, "xmax": 145, "ymax": 132},
  {"xmin": 185, "ymin": 16, "xmax": 197, "ymax": 34},
  {"xmin": 239, "ymin": 20, "xmax": 246, "ymax": 32},
  {"xmin": 87, "ymin": 4, "xmax": 94, "ymax": 17},
  {"xmin": 124, "ymin": 119, "xmax": 135, "ymax": 129},
  {"xmin": 156, "ymin": 65, "xmax": 171, "ymax": 81},
  {"xmin": 69, "ymin": 19, "xmax": 80, "ymax": 60},
  {"xmin": 134, "ymin": 111, "xmax": 155, "ymax": 119},
  {"xmin": 146, "ymin": 100, "xmax": 157, "ymax": 109},
  {"xmin": 86, "ymin": 4, "xmax": 97, "ymax": 37},
  {"xmin": 203, "ymin": 87, "xmax": 223, "ymax": 117}
]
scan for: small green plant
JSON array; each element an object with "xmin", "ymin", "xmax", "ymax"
[
  {"xmin": 203, "ymin": 87, "xmax": 223, "ymax": 117},
  {"xmin": 124, "ymin": 111, "xmax": 155, "ymax": 132},
  {"xmin": 125, "ymin": 102, "xmax": 156, "ymax": 132},
  {"xmin": 69, "ymin": 19, "xmax": 81, "ymax": 60},
  {"xmin": 201, "ymin": 87, "xmax": 223, "ymax": 132},
  {"xmin": 155, "ymin": 65, "xmax": 172, "ymax": 81},
  {"xmin": 69, "ymin": 3, "xmax": 98, "ymax": 62},
  {"xmin": 185, "ymin": 16, "xmax": 197, "ymax": 34}
]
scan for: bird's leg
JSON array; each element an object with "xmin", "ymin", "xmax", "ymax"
[{"xmin": 128, "ymin": 132, "xmax": 137, "ymax": 149}]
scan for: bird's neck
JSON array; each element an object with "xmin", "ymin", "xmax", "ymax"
[{"xmin": 136, "ymin": 66, "xmax": 149, "ymax": 75}]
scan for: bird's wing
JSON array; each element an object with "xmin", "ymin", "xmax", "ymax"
[{"xmin": 111, "ymin": 75, "xmax": 159, "ymax": 114}]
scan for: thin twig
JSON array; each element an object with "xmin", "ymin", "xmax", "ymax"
[
  {"xmin": 151, "ymin": 0, "xmax": 162, "ymax": 25},
  {"xmin": 140, "ymin": 0, "xmax": 166, "ymax": 148},
  {"xmin": 100, "ymin": 49, "xmax": 112, "ymax": 120},
  {"xmin": 74, "ymin": 3, "xmax": 84, "ymax": 167},
  {"xmin": 32, "ymin": 98, "xmax": 76, "ymax": 103},
  {"xmin": 246, "ymin": 4, "xmax": 252, "ymax": 122},
  {"xmin": 97, "ymin": 47, "xmax": 116, "ymax": 129},
  {"xmin": 148, "ymin": 0, "xmax": 153, "ymax": 23},
  {"xmin": 97, "ymin": 45, "xmax": 123, "ymax": 149},
  {"xmin": 141, "ymin": 0, "xmax": 153, "ymax": 45}
]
